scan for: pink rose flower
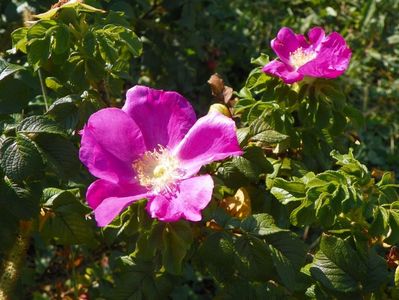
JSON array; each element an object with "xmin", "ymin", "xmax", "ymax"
[
  {"xmin": 79, "ymin": 86, "xmax": 242, "ymax": 226},
  {"xmin": 262, "ymin": 27, "xmax": 352, "ymax": 84}
]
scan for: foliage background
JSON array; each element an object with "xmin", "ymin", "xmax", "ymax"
[{"xmin": 0, "ymin": 0, "xmax": 398, "ymax": 299}]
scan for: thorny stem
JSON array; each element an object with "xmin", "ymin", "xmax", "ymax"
[
  {"xmin": 0, "ymin": 221, "xmax": 33, "ymax": 300},
  {"xmin": 37, "ymin": 68, "xmax": 49, "ymax": 111}
]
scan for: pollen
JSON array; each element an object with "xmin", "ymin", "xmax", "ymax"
[
  {"xmin": 289, "ymin": 47, "xmax": 317, "ymax": 69},
  {"xmin": 133, "ymin": 146, "xmax": 182, "ymax": 193}
]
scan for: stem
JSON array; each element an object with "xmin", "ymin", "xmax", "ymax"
[
  {"xmin": 37, "ymin": 69, "xmax": 49, "ymax": 111},
  {"xmin": 0, "ymin": 221, "xmax": 33, "ymax": 300}
]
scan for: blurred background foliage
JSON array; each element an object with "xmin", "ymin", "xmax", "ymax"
[{"xmin": 0, "ymin": 0, "xmax": 398, "ymax": 298}]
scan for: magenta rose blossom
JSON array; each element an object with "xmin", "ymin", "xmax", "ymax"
[
  {"xmin": 262, "ymin": 27, "xmax": 351, "ymax": 84},
  {"xmin": 79, "ymin": 85, "xmax": 243, "ymax": 226}
]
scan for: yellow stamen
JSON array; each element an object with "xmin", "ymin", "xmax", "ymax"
[
  {"xmin": 133, "ymin": 146, "xmax": 182, "ymax": 193},
  {"xmin": 290, "ymin": 47, "xmax": 316, "ymax": 69}
]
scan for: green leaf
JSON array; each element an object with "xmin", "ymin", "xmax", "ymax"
[
  {"xmin": 0, "ymin": 135, "xmax": 44, "ymax": 181},
  {"xmin": 250, "ymin": 130, "xmax": 289, "ymax": 146},
  {"xmin": 386, "ymin": 210, "xmax": 399, "ymax": 244},
  {"xmin": 289, "ymin": 199, "xmax": 315, "ymax": 226},
  {"xmin": 11, "ymin": 27, "xmax": 28, "ymax": 53},
  {"xmin": 198, "ymin": 232, "xmax": 236, "ymax": 281},
  {"xmin": 264, "ymin": 231, "xmax": 308, "ymax": 271},
  {"xmin": 106, "ymin": 258, "xmax": 174, "ymax": 300},
  {"xmin": 250, "ymin": 53, "xmax": 269, "ymax": 66},
  {"xmin": 17, "ymin": 115, "xmax": 67, "ymax": 137},
  {"xmin": 34, "ymin": 134, "xmax": 80, "ymax": 178},
  {"xmin": 232, "ymin": 146, "xmax": 273, "ymax": 181},
  {"xmin": 27, "ymin": 37, "xmax": 51, "ymax": 68},
  {"xmin": 271, "ymin": 178, "xmax": 305, "ymax": 204},
  {"xmin": 96, "ymin": 33, "xmax": 118, "ymax": 63},
  {"xmin": 0, "ymin": 178, "xmax": 39, "ymax": 219},
  {"xmin": 311, "ymin": 250, "xmax": 361, "ymax": 293},
  {"xmin": 41, "ymin": 189, "xmax": 96, "ymax": 246},
  {"xmin": 310, "ymin": 235, "xmax": 388, "ymax": 294},
  {"xmin": 45, "ymin": 77, "xmax": 63, "ymax": 91},
  {"xmin": 52, "ymin": 24, "xmax": 70, "ymax": 54},
  {"xmin": 268, "ymin": 244, "xmax": 297, "ymax": 289},
  {"xmin": 241, "ymin": 213, "xmax": 279, "ymax": 236},
  {"xmin": 234, "ymin": 235, "xmax": 274, "ymax": 280},
  {"xmin": 0, "ymin": 59, "xmax": 24, "ymax": 81},
  {"xmin": 161, "ymin": 221, "xmax": 193, "ymax": 274},
  {"xmin": 47, "ymin": 95, "xmax": 79, "ymax": 131},
  {"xmin": 27, "ymin": 20, "xmax": 57, "ymax": 39},
  {"xmin": 369, "ymin": 206, "xmax": 389, "ymax": 236},
  {"xmin": 119, "ymin": 30, "xmax": 142, "ymax": 57}
]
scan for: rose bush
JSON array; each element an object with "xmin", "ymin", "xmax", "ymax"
[{"xmin": 0, "ymin": 1, "xmax": 398, "ymax": 299}]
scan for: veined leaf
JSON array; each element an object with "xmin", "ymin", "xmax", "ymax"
[
  {"xmin": 0, "ymin": 135, "xmax": 44, "ymax": 181},
  {"xmin": 17, "ymin": 115, "xmax": 67, "ymax": 137}
]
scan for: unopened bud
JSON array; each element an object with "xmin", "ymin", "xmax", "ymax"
[{"xmin": 208, "ymin": 103, "xmax": 231, "ymax": 118}]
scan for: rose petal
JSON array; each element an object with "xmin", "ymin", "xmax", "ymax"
[
  {"xmin": 79, "ymin": 108, "xmax": 145, "ymax": 183},
  {"xmin": 296, "ymin": 34, "xmax": 310, "ymax": 49},
  {"xmin": 86, "ymin": 178, "xmax": 144, "ymax": 209},
  {"xmin": 262, "ymin": 60, "xmax": 304, "ymax": 84},
  {"xmin": 93, "ymin": 183, "xmax": 150, "ymax": 227},
  {"xmin": 271, "ymin": 27, "xmax": 300, "ymax": 64},
  {"xmin": 122, "ymin": 85, "xmax": 196, "ymax": 150},
  {"xmin": 298, "ymin": 32, "xmax": 351, "ymax": 78},
  {"xmin": 307, "ymin": 27, "xmax": 325, "ymax": 51},
  {"xmin": 86, "ymin": 179, "xmax": 121, "ymax": 209},
  {"xmin": 173, "ymin": 112, "xmax": 242, "ymax": 178},
  {"xmin": 146, "ymin": 175, "xmax": 214, "ymax": 222}
]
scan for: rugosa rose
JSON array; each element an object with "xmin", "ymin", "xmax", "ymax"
[
  {"xmin": 79, "ymin": 85, "xmax": 242, "ymax": 226},
  {"xmin": 262, "ymin": 27, "xmax": 351, "ymax": 84}
]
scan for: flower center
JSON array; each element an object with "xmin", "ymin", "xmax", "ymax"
[
  {"xmin": 289, "ymin": 47, "xmax": 317, "ymax": 69},
  {"xmin": 133, "ymin": 146, "xmax": 182, "ymax": 193}
]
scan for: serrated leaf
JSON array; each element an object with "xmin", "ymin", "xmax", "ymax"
[
  {"xmin": 311, "ymin": 250, "xmax": 361, "ymax": 293},
  {"xmin": 250, "ymin": 130, "xmax": 289, "ymax": 145},
  {"xmin": 240, "ymin": 213, "xmax": 279, "ymax": 236},
  {"xmin": 310, "ymin": 235, "xmax": 388, "ymax": 294},
  {"xmin": 231, "ymin": 146, "xmax": 273, "ymax": 181},
  {"xmin": 0, "ymin": 135, "xmax": 44, "ymax": 181},
  {"xmin": 17, "ymin": 115, "xmax": 67, "ymax": 137},
  {"xmin": 34, "ymin": 134, "xmax": 80, "ymax": 178},
  {"xmin": 269, "ymin": 244, "xmax": 297, "ymax": 290}
]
